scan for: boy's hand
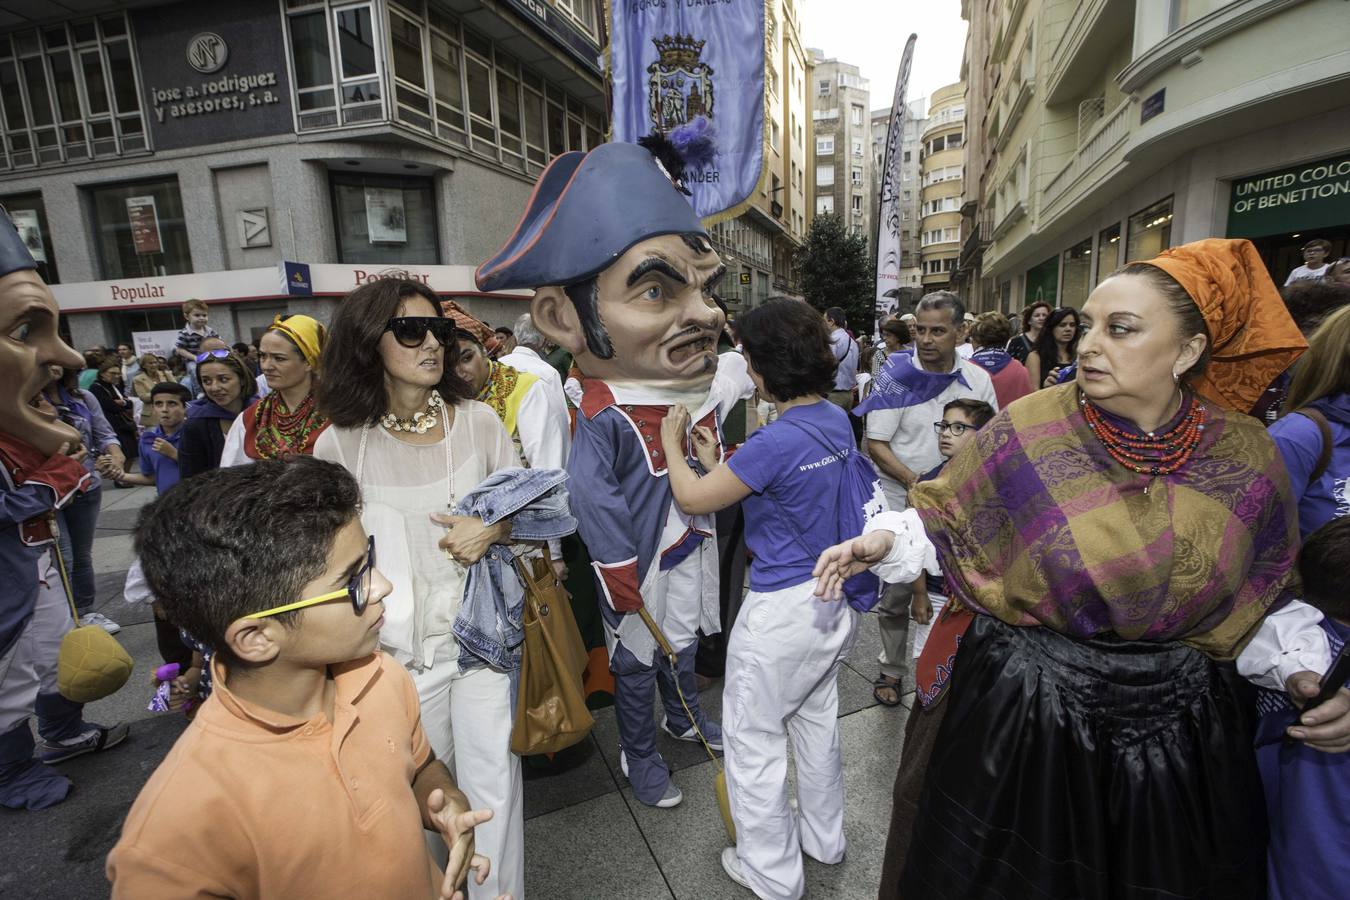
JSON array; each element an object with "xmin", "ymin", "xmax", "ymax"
[
  {"xmin": 910, "ymin": 590, "xmax": 932, "ymax": 625},
  {"xmin": 1285, "ymin": 672, "xmax": 1350, "ymax": 753},
  {"xmin": 152, "ymin": 437, "xmax": 178, "ymax": 460},
  {"xmin": 426, "ymin": 788, "xmax": 494, "ymax": 900}
]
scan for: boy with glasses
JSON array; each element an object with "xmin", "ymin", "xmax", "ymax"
[
  {"xmin": 108, "ymin": 457, "xmax": 502, "ymax": 900},
  {"xmin": 907, "ymin": 399, "xmax": 995, "ymax": 657}
]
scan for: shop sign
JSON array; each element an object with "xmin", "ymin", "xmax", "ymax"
[
  {"xmin": 500, "ymin": 0, "xmax": 602, "ymax": 76},
  {"xmin": 1140, "ymin": 89, "xmax": 1165, "ymax": 124},
  {"xmin": 126, "ymin": 196, "xmax": 162, "ymax": 255},
  {"xmin": 280, "ymin": 261, "xmax": 312, "ymax": 296},
  {"xmin": 1227, "ymin": 153, "xmax": 1350, "ymax": 239},
  {"xmin": 186, "ymin": 32, "xmax": 228, "ymax": 74}
]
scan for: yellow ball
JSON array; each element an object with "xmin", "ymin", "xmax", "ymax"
[{"xmin": 58, "ymin": 625, "xmax": 133, "ymax": 703}]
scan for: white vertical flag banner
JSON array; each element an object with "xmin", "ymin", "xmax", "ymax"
[
  {"xmin": 875, "ymin": 34, "xmax": 917, "ymax": 319},
  {"xmin": 608, "ymin": 0, "xmax": 765, "ymax": 220}
]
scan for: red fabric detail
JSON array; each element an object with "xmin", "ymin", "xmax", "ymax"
[
  {"xmin": 914, "ymin": 606, "xmax": 975, "ymax": 707},
  {"xmin": 0, "ymin": 433, "xmax": 90, "ymax": 545},
  {"xmin": 579, "ymin": 379, "xmax": 616, "ymax": 420},
  {"xmin": 597, "ymin": 559, "xmax": 643, "ymax": 612}
]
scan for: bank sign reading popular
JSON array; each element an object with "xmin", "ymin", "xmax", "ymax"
[{"xmin": 1227, "ymin": 153, "xmax": 1350, "ymax": 239}]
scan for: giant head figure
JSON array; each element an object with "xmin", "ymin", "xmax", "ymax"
[
  {"xmin": 0, "ymin": 208, "xmax": 82, "ymax": 456},
  {"xmin": 476, "ymin": 141, "xmax": 726, "ymax": 391}
]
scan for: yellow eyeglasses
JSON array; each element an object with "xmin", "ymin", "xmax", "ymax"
[{"xmin": 244, "ymin": 536, "xmax": 376, "ymax": 619}]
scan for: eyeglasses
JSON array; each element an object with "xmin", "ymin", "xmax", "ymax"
[
  {"xmin": 243, "ymin": 536, "xmax": 376, "ymax": 620},
  {"xmin": 933, "ymin": 421, "xmax": 974, "ymax": 436},
  {"xmin": 195, "ymin": 349, "xmax": 231, "ymax": 364},
  {"xmin": 385, "ymin": 317, "xmax": 456, "ymax": 348}
]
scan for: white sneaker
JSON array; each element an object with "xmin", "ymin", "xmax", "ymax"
[
  {"xmin": 619, "ymin": 750, "xmax": 684, "ymax": 808},
  {"xmin": 80, "ymin": 612, "xmax": 121, "ymax": 634},
  {"xmin": 721, "ymin": 847, "xmax": 751, "ymax": 890},
  {"xmin": 661, "ymin": 715, "xmax": 723, "ymax": 752}
]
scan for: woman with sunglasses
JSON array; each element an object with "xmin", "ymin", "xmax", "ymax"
[
  {"xmin": 178, "ymin": 349, "xmax": 257, "ymax": 479},
  {"xmin": 314, "ymin": 278, "xmax": 524, "ymax": 900},
  {"xmin": 220, "ymin": 314, "xmax": 329, "ymax": 466}
]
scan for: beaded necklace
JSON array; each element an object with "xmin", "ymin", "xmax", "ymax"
[
  {"xmin": 1080, "ymin": 390, "xmax": 1207, "ymax": 487},
  {"xmin": 380, "ymin": 389, "xmax": 443, "ymax": 434}
]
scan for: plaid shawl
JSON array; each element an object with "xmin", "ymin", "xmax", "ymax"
[{"xmin": 910, "ymin": 384, "xmax": 1299, "ymax": 660}]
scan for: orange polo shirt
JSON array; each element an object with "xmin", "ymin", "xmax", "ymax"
[{"xmin": 107, "ymin": 652, "xmax": 441, "ymax": 899}]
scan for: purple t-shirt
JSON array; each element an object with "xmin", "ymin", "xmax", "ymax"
[{"xmin": 728, "ymin": 399, "xmax": 858, "ymax": 592}]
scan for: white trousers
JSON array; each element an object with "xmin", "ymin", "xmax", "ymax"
[
  {"xmin": 410, "ymin": 653, "xmax": 524, "ymax": 900},
  {"xmin": 723, "ymin": 580, "xmax": 858, "ymax": 900},
  {"xmin": 0, "ymin": 553, "xmax": 72, "ymax": 733},
  {"xmin": 911, "ymin": 593, "xmax": 948, "ymax": 659}
]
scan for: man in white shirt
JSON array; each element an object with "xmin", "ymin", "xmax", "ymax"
[
  {"xmin": 1285, "ymin": 239, "xmax": 1332, "ymax": 285},
  {"xmin": 863, "ymin": 291, "xmax": 998, "ymax": 707},
  {"xmin": 497, "ymin": 312, "xmax": 570, "ymax": 416}
]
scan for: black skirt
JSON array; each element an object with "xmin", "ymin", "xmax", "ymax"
[{"xmin": 898, "ymin": 616, "xmax": 1267, "ymax": 900}]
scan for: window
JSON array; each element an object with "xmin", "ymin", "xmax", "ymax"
[
  {"xmin": 817, "ymin": 195, "xmax": 835, "ymax": 215},
  {"xmin": 852, "ymin": 139, "xmax": 863, "ymax": 157},
  {"xmin": 851, "ymin": 105, "xmax": 863, "ymax": 126},
  {"xmin": 1126, "ymin": 197, "xmax": 1173, "ymax": 264},
  {"xmin": 771, "ymin": 119, "xmax": 780, "ymax": 153},
  {"xmin": 285, "ymin": 4, "xmax": 383, "ymax": 129},
  {"xmin": 1061, "ymin": 237, "xmax": 1094, "ymax": 308},
  {"xmin": 1095, "ymin": 223, "xmax": 1122, "ymax": 285},
  {"xmin": 902, "ymin": 190, "xmax": 911, "ymax": 202},
  {"xmin": 816, "ymin": 135, "xmax": 834, "ymax": 154},
  {"xmin": 89, "ymin": 177, "xmax": 192, "ymax": 279},
  {"xmin": 816, "ymin": 164, "xmax": 835, "ymax": 187},
  {"xmin": 818, "ymin": 79, "xmax": 830, "ymax": 95},
  {"xmin": 1171, "ymin": 0, "xmax": 1235, "ymax": 31},
  {"xmin": 0, "ymin": 13, "xmax": 148, "ymax": 168},
  {"xmin": 1, "ymin": 192, "xmax": 58, "ymax": 282},
  {"xmin": 330, "ymin": 172, "xmax": 438, "ymax": 265},
  {"xmin": 903, "ymin": 150, "xmax": 911, "ymax": 163},
  {"xmin": 852, "ymin": 195, "xmax": 862, "ymax": 212},
  {"xmin": 851, "ymin": 166, "xmax": 862, "ymax": 186},
  {"xmin": 554, "ymin": 0, "xmax": 598, "ymax": 36}
]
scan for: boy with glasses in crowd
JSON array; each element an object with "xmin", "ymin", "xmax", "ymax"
[
  {"xmin": 108, "ymin": 457, "xmax": 503, "ymax": 900},
  {"xmin": 907, "ymin": 399, "xmax": 995, "ymax": 657}
]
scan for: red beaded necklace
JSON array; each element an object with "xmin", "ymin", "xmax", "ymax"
[{"xmin": 1080, "ymin": 391, "xmax": 1207, "ymax": 478}]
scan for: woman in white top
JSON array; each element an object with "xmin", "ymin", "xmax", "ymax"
[{"xmin": 313, "ymin": 279, "xmax": 523, "ymax": 900}]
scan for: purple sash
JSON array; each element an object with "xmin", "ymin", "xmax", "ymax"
[{"xmin": 853, "ymin": 351, "xmax": 969, "ymax": 416}]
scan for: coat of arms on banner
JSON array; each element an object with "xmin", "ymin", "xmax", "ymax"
[{"xmin": 648, "ymin": 34, "xmax": 715, "ymax": 131}]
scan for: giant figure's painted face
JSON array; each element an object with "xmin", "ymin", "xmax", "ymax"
[
  {"xmin": 0, "ymin": 269, "xmax": 83, "ymax": 455},
  {"xmin": 533, "ymin": 233, "xmax": 727, "ymax": 388}
]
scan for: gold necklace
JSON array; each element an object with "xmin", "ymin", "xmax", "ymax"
[{"xmin": 380, "ymin": 389, "xmax": 443, "ymax": 434}]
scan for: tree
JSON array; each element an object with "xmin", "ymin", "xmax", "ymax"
[{"xmin": 796, "ymin": 213, "xmax": 874, "ymax": 335}]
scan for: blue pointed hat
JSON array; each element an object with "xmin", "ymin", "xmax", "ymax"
[
  {"xmin": 475, "ymin": 142, "xmax": 706, "ymax": 292},
  {"xmin": 0, "ymin": 206, "xmax": 38, "ymax": 278}
]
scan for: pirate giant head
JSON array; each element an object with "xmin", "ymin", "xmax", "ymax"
[
  {"xmin": 476, "ymin": 142, "xmax": 726, "ymax": 389},
  {"xmin": 0, "ymin": 208, "xmax": 83, "ymax": 455}
]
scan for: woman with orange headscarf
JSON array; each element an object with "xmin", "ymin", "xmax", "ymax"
[
  {"xmin": 813, "ymin": 239, "xmax": 1349, "ymax": 899},
  {"xmin": 220, "ymin": 314, "xmax": 329, "ymax": 465}
]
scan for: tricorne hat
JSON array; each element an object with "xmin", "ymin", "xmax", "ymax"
[{"xmin": 475, "ymin": 141, "xmax": 706, "ymax": 292}]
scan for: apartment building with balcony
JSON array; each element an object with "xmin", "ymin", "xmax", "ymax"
[
  {"xmin": 708, "ymin": 0, "xmax": 810, "ymax": 311},
  {"xmin": 808, "ymin": 50, "xmax": 872, "ymax": 243},
  {"xmin": 871, "ymin": 97, "xmax": 927, "ymax": 312},
  {"xmin": 919, "ymin": 81, "xmax": 966, "ymax": 291},
  {"xmin": 0, "ymin": 0, "xmax": 608, "ymax": 348},
  {"xmin": 966, "ymin": 0, "xmax": 1350, "ymax": 315}
]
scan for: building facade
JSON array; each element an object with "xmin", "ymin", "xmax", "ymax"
[
  {"xmin": 963, "ymin": 0, "xmax": 1350, "ymax": 315},
  {"xmin": 871, "ymin": 97, "xmax": 927, "ymax": 313},
  {"xmin": 0, "ymin": 0, "xmax": 607, "ymax": 349},
  {"xmin": 808, "ymin": 49, "xmax": 872, "ymax": 243},
  {"xmin": 919, "ymin": 81, "xmax": 966, "ymax": 291},
  {"xmin": 708, "ymin": 0, "xmax": 810, "ymax": 312}
]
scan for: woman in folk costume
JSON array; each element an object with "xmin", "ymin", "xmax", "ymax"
[
  {"xmin": 813, "ymin": 239, "xmax": 1350, "ymax": 899},
  {"xmin": 220, "ymin": 315, "xmax": 329, "ymax": 465}
]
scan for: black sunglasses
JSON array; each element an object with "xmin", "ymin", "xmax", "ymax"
[{"xmin": 385, "ymin": 317, "xmax": 456, "ymax": 348}]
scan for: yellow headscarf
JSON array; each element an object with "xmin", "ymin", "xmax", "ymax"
[{"xmin": 267, "ymin": 314, "xmax": 326, "ymax": 368}]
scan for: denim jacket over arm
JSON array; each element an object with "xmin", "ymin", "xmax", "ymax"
[{"xmin": 451, "ymin": 467, "xmax": 577, "ymax": 677}]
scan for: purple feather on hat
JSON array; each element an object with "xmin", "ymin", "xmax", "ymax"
[{"xmin": 670, "ymin": 116, "xmax": 718, "ymax": 171}]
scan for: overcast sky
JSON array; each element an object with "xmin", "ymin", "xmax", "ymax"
[{"xmin": 801, "ymin": 0, "xmax": 968, "ymax": 112}]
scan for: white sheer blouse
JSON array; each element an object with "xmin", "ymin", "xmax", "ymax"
[{"xmin": 314, "ymin": 399, "xmax": 518, "ymax": 669}]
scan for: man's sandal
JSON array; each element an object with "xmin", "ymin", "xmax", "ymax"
[{"xmin": 873, "ymin": 674, "xmax": 903, "ymax": 707}]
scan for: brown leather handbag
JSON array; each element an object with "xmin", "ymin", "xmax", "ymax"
[{"xmin": 510, "ymin": 549, "xmax": 593, "ymax": 755}]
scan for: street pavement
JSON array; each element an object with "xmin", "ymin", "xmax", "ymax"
[{"xmin": 0, "ymin": 484, "xmax": 916, "ymax": 899}]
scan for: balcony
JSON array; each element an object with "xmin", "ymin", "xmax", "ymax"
[
  {"xmin": 991, "ymin": 0, "xmax": 1028, "ymax": 63},
  {"xmin": 1042, "ymin": 97, "xmax": 1132, "ymax": 210},
  {"xmin": 922, "ymin": 109, "xmax": 966, "ymax": 141},
  {"xmin": 995, "ymin": 77, "xmax": 1034, "ymax": 152},
  {"xmin": 990, "ymin": 199, "xmax": 1025, "ymax": 242},
  {"xmin": 1045, "ymin": 0, "xmax": 1134, "ymax": 105},
  {"xmin": 960, "ymin": 214, "xmax": 992, "ymax": 267}
]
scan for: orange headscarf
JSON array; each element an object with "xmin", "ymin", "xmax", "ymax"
[{"xmin": 1141, "ymin": 238, "xmax": 1306, "ymax": 413}]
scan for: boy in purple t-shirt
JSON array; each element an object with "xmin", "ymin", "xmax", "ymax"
[{"xmin": 115, "ymin": 383, "xmax": 188, "ymax": 494}]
